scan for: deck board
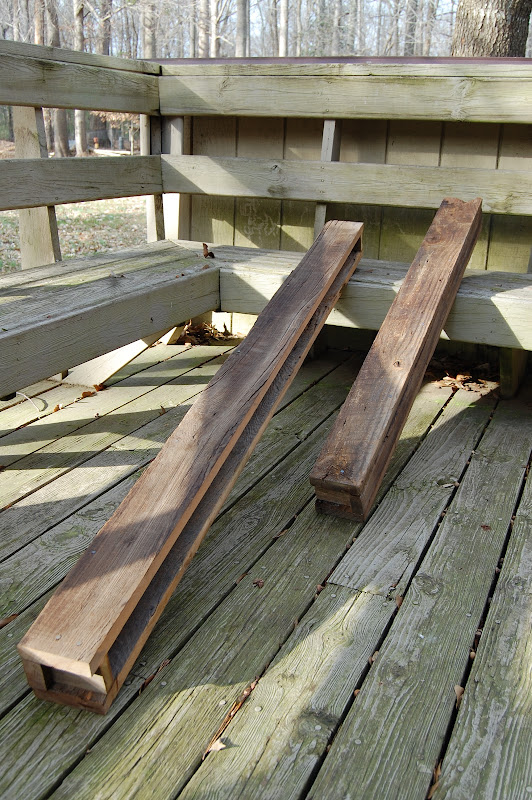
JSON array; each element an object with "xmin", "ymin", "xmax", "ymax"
[{"xmin": 0, "ymin": 346, "xmax": 529, "ymax": 800}]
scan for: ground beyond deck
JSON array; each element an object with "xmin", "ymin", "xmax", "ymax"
[{"xmin": 0, "ymin": 342, "xmax": 530, "ymax": 800}]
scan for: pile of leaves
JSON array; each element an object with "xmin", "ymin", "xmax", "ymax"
[
  {"xmin": 175, "ymin": 320, "xmax": 235, "ymax": 345},
  {"xmin": 426, "ymin": 354, "xmax": 499, "ymax": 394}
]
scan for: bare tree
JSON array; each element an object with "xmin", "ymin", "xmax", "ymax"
[
  {"xmin": 73, "ymin": 0, "xmax": 88, "ymax": 155},
  {"xmin": 198, "ymin": 0, "xmax": 209, "ymax": 55},
  {"xmin": 210, "ymin": 0, "xmax": 219, "ymax": 56},
  {"xmin": 47, "ymin": 0, "xmax": 70, "ymax": 156},
  {"xmin": 142, "ymin": 1, "xmax": 156, "ymax": 58},
  {"xmin": 279, "ymin": 0, "xmax": 288, "ymax": 54}
]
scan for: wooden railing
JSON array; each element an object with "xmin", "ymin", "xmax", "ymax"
[{"xmin": 0, "ymin": 42, "xmax": 530, "ymax": 395}]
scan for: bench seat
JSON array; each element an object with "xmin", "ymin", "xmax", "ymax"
[{"xmin": 1, "ymin": 237, "xmax": 530, "ymax": 397}]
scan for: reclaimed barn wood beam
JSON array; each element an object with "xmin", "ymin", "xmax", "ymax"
[
  {"xmin": 18, "ymin": 220, "xmax": 363, "ymax": 713},
  {"xmin": 310, "ymin": 197, "xmax": 482, "ymax": 521}
]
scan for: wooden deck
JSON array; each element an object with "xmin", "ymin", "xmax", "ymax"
[{"xmin": 0, "ymin": 341, "xmax": 530, "ymax": 800}]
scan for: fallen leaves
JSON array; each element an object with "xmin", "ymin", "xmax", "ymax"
[
  {"xmin": 175, "ymin": 320, "xmax": 233, "ymax": 346},
  {"xmin": 203, "ymin": 679, "xmax": 258, "ymax": 759},
  {"xmin": 202, "ymin": 242, "xmax": 215, "ymax": 258},
  {"xmin": 253, "ymin": 578, "xmax": 265, "ymax": 589},
  {"xmin": 427, "ymin": 355, "xmax": 498, "ymax": 395},
  {"xmin": 81, "ymin": 390, "xmax": 95, "ymax": 399},
  {"xmin": 427, "ymin": 761, "xmax": 442, "ymax": 799},
  {"xmin": 138, "ymin": 658, "xmax": 171, "ymax": 695},
  {"xmin": 454, "ymin": 685, "xmax": 465, "ymax": 709},
  {"xmin": 0, "ymin": 613, "xmax": 18, "ymax": 629}
]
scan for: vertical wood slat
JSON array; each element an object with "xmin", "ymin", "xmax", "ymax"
[
  {"xmin": 314, "ymin": 120, "xmax": 342, "ymax": 239},
  {"xmin": 140, "ymin": 114, "xmax": 165, "ymax": 242},
  {"xmin": 281, "ymin": 118, "xmax": 322, "ymax": 252},
  {"xmin": 379, "ymin": 120, "xmax": 442, "ymax": 264},
  {"xmin": 492, "ymin": 124, "xmax": 532, "ymax": 397},
  {"xmin": 13, "ymin": 106, "xmax": 61, "ymax": 269},
  {"xmin": 234, "ymin": 117, "xmax": 283, "ymax": 250},
  {"xmin": 161, "ymin": 116, "xmax": 191, "ymax": 241},
  {"xmin": 190, "ymin": 116, "xmax": 236, "ymax": 246}
]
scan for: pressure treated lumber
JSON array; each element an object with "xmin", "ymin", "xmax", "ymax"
[
  {"xmin": 159, "ymin": 73, "xmax": 532, "ymax": 124},
  {"xmin": 18, "ymin": 220, "xmax": 363, "ymax": 712},
  {"xmin": 310, "ymin": 197, "xmax": 482, "ymax": 521},
  {"xmin": 0, "ymin": 155, "xmax": 162, "ymax": 211},
  {"xmin": 0, "ymin": 51, "xmax": 159, "ymax": 113},
  {"xmin": 161, "ymin": 155, "xmax": 531, "ymax": 215},
  {"xmin": 0, "ymin": 248, "xmax": 219, "ymax": 398}
]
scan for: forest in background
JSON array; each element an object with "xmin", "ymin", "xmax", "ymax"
[
  {"xmin": 0, "ymin": 0, "xmax": 531, "ymax": 154},
  {"xmin": 2, "ymin": 0, "xmax": 531, "ymax": 61}
]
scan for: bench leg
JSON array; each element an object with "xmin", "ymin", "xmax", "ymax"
[{"xmin": 499, "ymin": 348, "xmax": 529, "ymax": 399}]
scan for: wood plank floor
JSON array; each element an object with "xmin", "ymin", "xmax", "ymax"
[{"xmin": 0, "ymin": 343, "xmax": 530, "ymax": 800}]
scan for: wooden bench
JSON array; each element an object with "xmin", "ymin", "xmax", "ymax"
[{"xmin": 0, "ymin": 42, "xmax": 531, "ymax": 399}]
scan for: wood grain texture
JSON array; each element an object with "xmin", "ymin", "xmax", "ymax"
[
  {"xmin": 438, "ymin": 436, "xmax": 532, "ymax": 799},
  {"xmin": 161, "ymin": 155, "xmax": 532, "ymax": 215},
  {"xmin": 18, "ymin": 221, "xmax": 362, "ymax": 694},
  {"xmin": 310, "ymin": 197, "xmax": 482, "ymax": 520},
  {"xmin": 99, "ymin": 247, "xmax": 363, "ymax": 703},
  {"xmin": 0, "ymin": 364, "xmax": 450, "ymax": 797},
  {"xmin": 13, "ymin": 106, "xmax": 61, "ymax": 269},
  {"xmin": 310, "ymin": 393, "xmax": 531, "ymax": 800},
  {"xmin": 0, "ymin": 263, "xmax": 219, "ymax": 397},
  {"xmin": 160, "ymin": 61, "xmax": 532, "ymax": 79},
  {"xmin": 159, "ymin": 74, "xmax": 532, "ymax": 123},
  {"xmin": 0, "ymin": 39, "xmax": 160, "ymax": 74},
  {"xmin": 0, "ymin": 52, "xmax": 159, "ymax": 113},
  {"xmin": 0, "ymin": 155, "xmax": 162, "ymax": 210},
  {"xmin": 177, "ymin": 586, "xmax": 391, "ymax": 800},
  {"xmin": 189, "ymin": 116, "xmax": 236, "ymax": 246},
  {"xmin": 219, "ymin": 255, "xmax": 532, "ymax": 350},
  {"xmin": 328, "ymin": 388, "xmax": 494, "ymax": 595},
  {"xmin": 28, "ymin": 378, "xmax": 451, "ymax": 799}
]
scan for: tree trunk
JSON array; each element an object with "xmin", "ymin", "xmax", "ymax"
[
  {"xmin": 34, "ymin": 0, "xmax": 45, "ymax": 44},
  {"xmin": 452, "ymin": 0, "xmax": 532, "ymax": 55},
  {"xmin": 73, "ymin": 0, "xmax": 88, "ymax": 156},
  {"xmin": 269, "ymin": 0, "xmax": 279, "ymax": 55},
  {"xmin": 47, "ymin": 0, "xmax": 70, "ymax": 157},
  {"xmin": 99, "ymin": 0, "xmax": 112, "ymax": 55},
  {"xmin": 198, "ymin": 0, "xmax": 209, "ymax": 55},
  {"xmin": 142, "ymin": 1, "xmax": 156, "ymax": 58},
  {"xmin": 295, "ymin": 0, "xmax": 302, "ymax": 55},
  {"xmin": 279, "ymin": 0, "xmax": 288, "ymax": 55},
  {"xmin": 423, "ymin": 0, "xmax": 439, "ymax": 55},
  {"xmin": 404, "ymin": 0, "xmax": 419, "ymax": 54},
  {"xmin": 332, "ymin": 0, "xmax": 342, "ymax": 54},
  {"xmin": 209, "ymin": 0, "xmax": 219, "ymax": 57},
  {"xmin": 235, "ymin": 0, "xmax": 247, "ymax": 56}
]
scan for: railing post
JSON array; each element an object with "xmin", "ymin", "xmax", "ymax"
[
  {"xmin": 314, "ymin": 119, "xmax": 342, "ymax": 239},
  {"xmin": 140, "ymin": 113, "xmax": 165, "ymax": 241},
  {"xmin": 13, "ymin": 106, "xmax": 61, "ymax": 268},
  {"xmin": 161, "ymin": 115, "xmax": 191, "ymax": 240}
]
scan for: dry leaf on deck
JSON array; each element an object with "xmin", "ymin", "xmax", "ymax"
[
  {"xmin": 207, "ymin": 738, "xmax": 226, "ymax": 754},
  {"xmin": 81, "ymin": 391, "xmax": 95, "ymax": 398},
  {"xmin": 253, "ymin": 578, "xmax": 265, "ymax": 589},
  {"xmin": 454, "ymin": 685, "xmax": 464, "ymax": 708},
  {"xmin": 0, "ymin": 613, "xmax": 18, "ymax": 629}
]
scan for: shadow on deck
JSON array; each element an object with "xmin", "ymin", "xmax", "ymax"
[{"xmin": 0, "ymin": 342, "xmax": 530, "ymax": 800}]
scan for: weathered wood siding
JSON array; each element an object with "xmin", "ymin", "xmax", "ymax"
[{"xmin": 173, "ymin": 116, "xmax": 531, "ymax": 271}]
